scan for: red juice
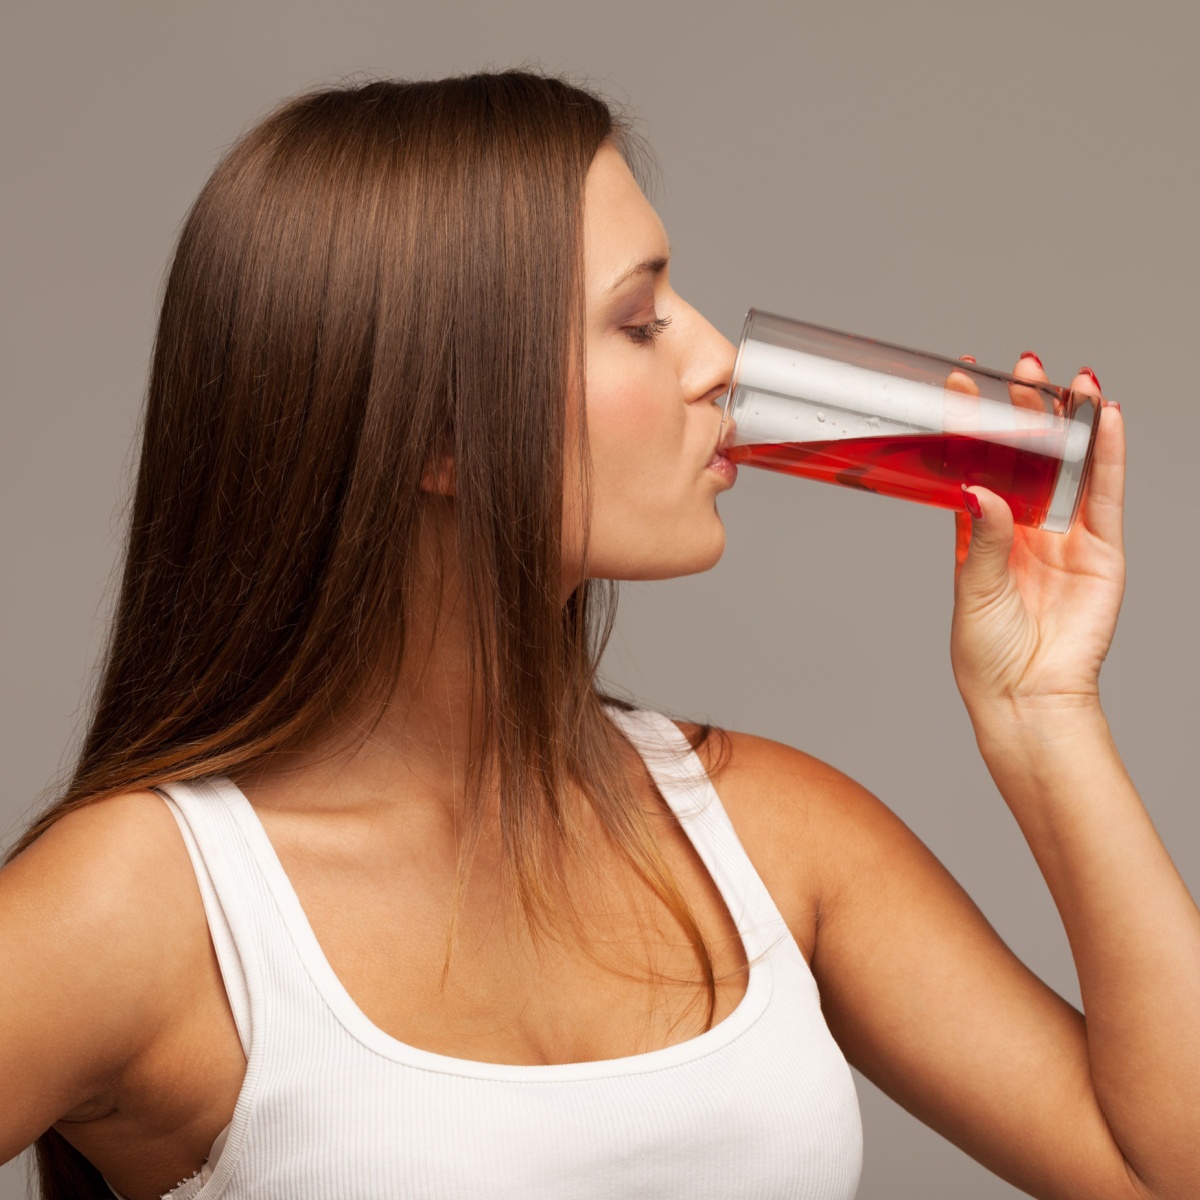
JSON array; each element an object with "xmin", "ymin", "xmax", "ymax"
[{"xmin": 726, "ymin": 430, "xmax": 1065, "ymax": 527}]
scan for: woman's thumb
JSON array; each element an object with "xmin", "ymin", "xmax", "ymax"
[{"xmin": 956, "ymin": 485, "xmax": 1015, "ymax": 602}]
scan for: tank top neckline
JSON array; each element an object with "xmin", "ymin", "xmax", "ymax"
[{"xmin": 209, "ymin": 706, "xmax": 778, "ymax": 1081}]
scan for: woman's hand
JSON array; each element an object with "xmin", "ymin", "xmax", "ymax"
[{"xmin": 948, "ymin": 354, "xmax": 1126, "ymax": 724}]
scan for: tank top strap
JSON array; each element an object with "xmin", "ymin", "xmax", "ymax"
[
  {"xmin": 145, "ymin": 776, "xmax": 314, "ymax": 1198},
  {"xmin": 155, "ymin": 775, "xmax": 332, "ymax": 1026},
  {"xmin": 604, "ymin": 705, "xmax": 794, "ymax": 968},
  {"xmin": 155, "ymin": 786, "xmax": 253, "ymax": 1052},
  {"xmin": 156, "ymin": 777, "xmax": 279, "ymax": 1022}
]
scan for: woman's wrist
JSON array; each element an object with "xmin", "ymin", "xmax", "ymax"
[
  {"xmin": 967, "ymin": 697, "xmax": 1112, "ymax": 778},
  {"xmin": 969, "ymin": 702, "xmax": 1134, "ymax": 861}
]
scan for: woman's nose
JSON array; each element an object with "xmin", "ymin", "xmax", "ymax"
[
  {"xmin": 674, "ymin": 294, "xmax": 736, "ymax": 400},
  {"xmin": 687, "ymin": 330, "xmax": 737, "ymax": 407}
]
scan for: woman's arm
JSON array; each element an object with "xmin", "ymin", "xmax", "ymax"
[
  {"xmin": 0, "ymin": 792, "xmax": 197, "ymax": 1166},
  {"xmin": 978, "ymin": 705, "xmax": 1200, "ymax": 1196},
  {"xmin": 753, "ymin": 720, "xmax": 1195, "ymax": 1200},
  {"xmin": 950, "ymin": 366, "xmax": 1200, "ymax": 1193},
  {"xmin": 741, "ymin": 374, "xmax": 1199, "ymax": 1197},
  {"xmin": 955, "ymin": 369, "xmax": 1200, "ymax": 1195}
]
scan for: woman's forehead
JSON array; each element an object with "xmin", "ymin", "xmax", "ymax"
[{"xmin": 583, "ymin": 145, "xmax": 669, "ymax": 292}]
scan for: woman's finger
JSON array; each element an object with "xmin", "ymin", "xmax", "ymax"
[
  {"xmin": 946, "ymin": 354, "xmax": 981, "ymax": 396},
  {"xmin": 945, "ymin": 355, "xmax": 981, "ymax": 436},
  {"xmin": 954, "ymin": 484, "xmax": 1016, "ymax": 605},
  {"xmin": 1073, "ymin": 370, "xmax": 1124, "ymax": 550},
  {"xmin": 953, "ymin": 507, "xmax": 972, "ymax": 587},
  {"xmin": 1009, "ymin": 350, "xmax": 1049, "ymax": 414}
]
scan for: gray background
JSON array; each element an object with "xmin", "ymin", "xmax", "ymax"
[{"xmin": 3, "ymin": 2, "xmax": 1197, "ymax": 1197}]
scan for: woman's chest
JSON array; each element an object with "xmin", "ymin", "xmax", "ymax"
[{"xmin": 97, "ymin": 780, "xmax": 822, "ymax": 1195}]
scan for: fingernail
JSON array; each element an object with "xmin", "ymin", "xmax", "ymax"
[
  {"xmin": 1080, "ymin": 367, "xmax": 1102, "ymax": 391},
  {"xmin": 961, "ymin": 486, "xmax": 983, "ymax": 521},
  {"xmin": 1019, "ymin": 351, "xmax": 1044, "ymax": 370},
  {"xmin": 960, "ymin": 355, "xmax": 976, "ymax": 364}
]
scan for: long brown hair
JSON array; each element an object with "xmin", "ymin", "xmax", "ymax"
[{"xmin": 9, "ymin": 71, "xmax": 733, "ymax": 1196}]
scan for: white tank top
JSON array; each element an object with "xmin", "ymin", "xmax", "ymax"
[{"xmin": 109, "ymin": 707, "xmax": 861, "ymax": 1199}]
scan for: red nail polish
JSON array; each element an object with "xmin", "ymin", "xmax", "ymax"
[
  {"xmin": 1080, "ymin": 367, "xmax": 1102, "ymax": 391},
  {"xmin": 961, "ymin": 487, "xmax": 983, "ymax": 520},
  {"xmin": 1019, "ymin": 351, "xmax": 1044, "ymax": 370},
  {"xmin": 960, "ymin": 355, "xmax": 976, "ymax": 364}
]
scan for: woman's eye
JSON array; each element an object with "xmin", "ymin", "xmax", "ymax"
[{"xmin": 624, "ymin": 315, "xmax": 672, "ymax": 346}]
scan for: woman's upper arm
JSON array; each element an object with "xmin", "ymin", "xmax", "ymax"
[
  {"xmin": 0, "ymin": 792, "xmax": 196, "ymax": 1165},
  {"xmin": 716, "ymin": 731, "xmax": 1149, "ymax": 1200}
]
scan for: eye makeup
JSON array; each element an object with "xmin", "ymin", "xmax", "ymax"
[{"xmin": 624, "ymin": 316, "xmax": 672, "ymax": 346}]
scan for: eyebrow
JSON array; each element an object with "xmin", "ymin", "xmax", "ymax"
[{"xmin": 605, "ymin": 252, "xmax": 670, "ymax": 295}]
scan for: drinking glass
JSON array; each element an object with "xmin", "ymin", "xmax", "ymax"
[{"xmin": 719, "ymin": 309, "xmax": 1102, "ymax": 532}]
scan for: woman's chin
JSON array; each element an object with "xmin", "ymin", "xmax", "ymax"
[{"xmin": 597, "ymin": 536, "xmax": 728, "ymax": 583}]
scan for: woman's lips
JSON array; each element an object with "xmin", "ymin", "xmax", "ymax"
[{"xmin": 706, "ymin": 450, "xmax": 738, "ymax": 485}]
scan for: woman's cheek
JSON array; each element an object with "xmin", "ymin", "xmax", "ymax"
[{"xmin": 588, "ymin": 367, "xmax": 665, "ymax": 480}]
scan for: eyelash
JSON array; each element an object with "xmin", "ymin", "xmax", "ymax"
[{"xmin": 624, "ymin": 315, "xmax": 672, "ymax": 346}]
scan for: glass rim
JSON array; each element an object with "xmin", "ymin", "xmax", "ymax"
[{"xmin": 718, "ymin": 307, "xmax": 760, "ymax": 432}]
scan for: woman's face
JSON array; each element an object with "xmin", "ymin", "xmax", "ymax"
[{"xmin": 563, "ymin": 143, "xmax": 737, "ymax": 589}]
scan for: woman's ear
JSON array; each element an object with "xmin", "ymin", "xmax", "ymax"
[{"xmin": 419, "ymin": 454, "xmax": 456, "ymax": 497}]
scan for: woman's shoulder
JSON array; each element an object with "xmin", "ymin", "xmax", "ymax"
[
  {"xmin": 666, "ymin": 723, "xmax": 855, "ymax": 948},
  {"xmin": 671, "ymin": 719, "xmax": 914, "ymax": 922},
  {"xmin": 672, "ymin": 718, "xmax": 872, "ymax": 811},
  {"xmin": 3, "ymin": 789, "xmax": 215, "ymax": 990},
  {"xmin": 0, "ymin": 791, "xmax": 215, "ymax": 1099},
  {"xmin": 4, "ymin": 788, "xmax": 198, "ymax": 920}
]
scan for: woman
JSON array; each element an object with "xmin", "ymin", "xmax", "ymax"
[{"xmin": 1, "ymin": 71, "xmax": 1196, "ymax": 1200}]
